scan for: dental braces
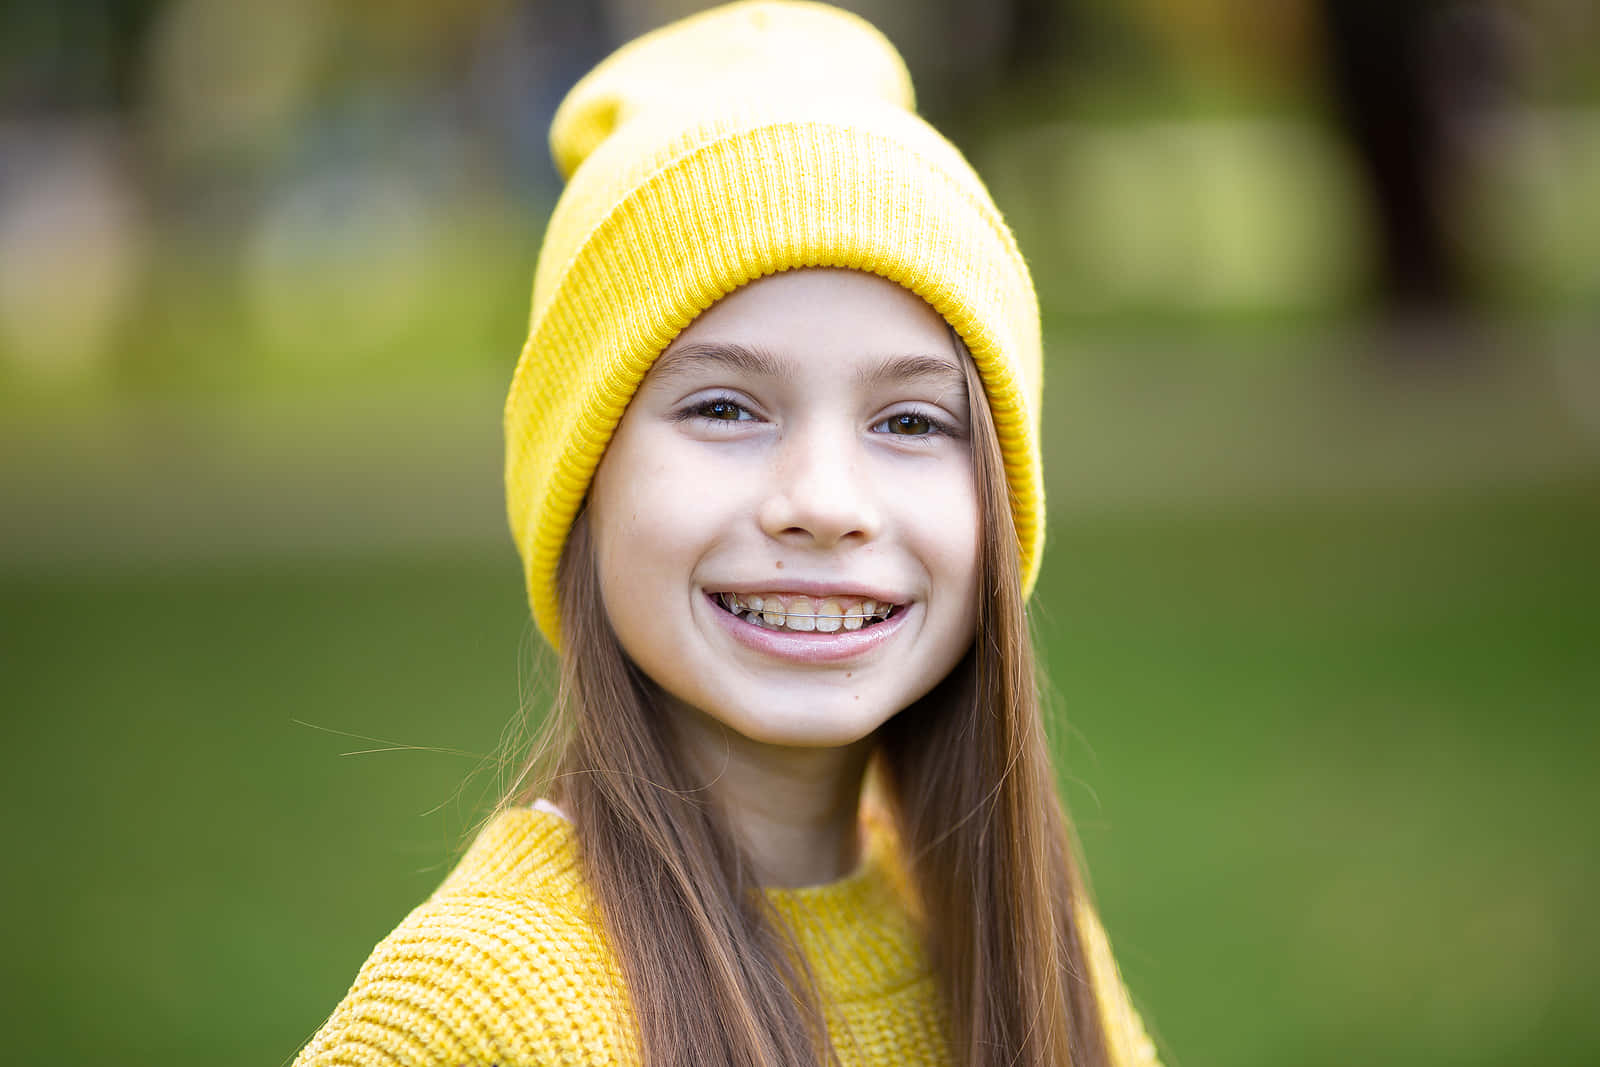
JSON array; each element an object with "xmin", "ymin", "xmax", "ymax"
[
  {"xmin": 739, "ymin": 612, "xmax": 884, "ymax": 620},
  {"xmin": 718, "ymin": 594, "xmax": 893, "ymax": 620}
]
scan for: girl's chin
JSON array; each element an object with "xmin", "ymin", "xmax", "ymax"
[{"xmin": 670, "ymin": 690, "xmax": 900, "ymax": 752}]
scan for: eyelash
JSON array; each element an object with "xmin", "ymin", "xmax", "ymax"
[
  {"xmin": 676, "ymin": 395, "xmax": 955, "ymax": 438},
  {"xmin": 870, "ymin": 407, "xmax": 953, "ymax": 438},
  {"xmin": 676, "ymin": 395, "xmax": 756, "ymax": 425}
]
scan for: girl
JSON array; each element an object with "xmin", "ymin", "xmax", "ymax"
[{"xmin": 295, "ymin": 3, "xmax": 1159, "ymax": 1065}]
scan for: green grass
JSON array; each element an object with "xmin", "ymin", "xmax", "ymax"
[
  {"xmin": 1044, "ymin": 484, "xmax": 1599, "ymax": 1066},
  {"xmin": 3, "ymin": 479, "xmax": 1596, "ymax": 1065}
]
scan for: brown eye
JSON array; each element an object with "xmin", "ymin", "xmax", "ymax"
[
  {"xmin": 887, "ymin": 413, "xmax": 933, "ymax": 435},
  {"xmin": 701, "ymin": 399, "xmax": 746, "ymax": 420}
]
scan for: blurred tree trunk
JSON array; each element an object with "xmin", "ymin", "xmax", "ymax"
[
  {"xmin": 1319, "ymin": 0, "xmax": 1462, "ymax": 313},
  {"xmin": 1318, "ymin": 0, "xmax": 1523, "ymax": 323}
]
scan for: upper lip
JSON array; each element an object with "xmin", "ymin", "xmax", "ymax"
[{"xmin": 705, "ymin": 579, "xmax": 909, "ymax": 605}]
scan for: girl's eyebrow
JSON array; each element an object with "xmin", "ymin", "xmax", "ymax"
[
  {"xmin": 649, "ymin": 343, "xmax": 966, "ymax": 398},
  {"xmin": 648, "ymin": 341, "xmax": 783, "ymax": 388},
  {"xmin": 854, "ymin": 353, "xmax": 967, "ymax": 396}
]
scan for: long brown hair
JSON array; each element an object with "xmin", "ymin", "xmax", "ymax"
[{"xmin": 504, "ymin": 348, "xmax": 1113, "ymax": 1067}]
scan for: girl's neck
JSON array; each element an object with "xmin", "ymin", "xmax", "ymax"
[{"xmin": 668, "ymin": 697, "xmax": 875, "ymax": 888}]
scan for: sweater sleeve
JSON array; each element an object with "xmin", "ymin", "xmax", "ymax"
[
  {"xmin": 1078, "ymin": 901, "xmax": 1163, "ymax": 1067},
  {"xmin": 291, "ymin": 889, "xmax": 632, "ymax": 1067}
]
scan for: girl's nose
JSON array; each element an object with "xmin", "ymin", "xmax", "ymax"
[{"xmin": 757, "ymin": 429, "xmax": 882, "ymax": 549}]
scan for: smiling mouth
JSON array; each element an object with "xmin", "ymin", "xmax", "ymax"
[{"xmin": 713, "ymin": 592, "xmax": 899, "ymax": 633}]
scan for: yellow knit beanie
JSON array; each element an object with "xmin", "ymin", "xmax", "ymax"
[{"xmin": 506, "ymin": 0, "xmax": 1043, "ymax": 647}]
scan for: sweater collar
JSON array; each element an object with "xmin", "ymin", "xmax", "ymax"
[
  {"xmin": 762, "ymin": 808, "xmax": 931, "ymax": 1001},
  {"xmin": 444, "ymin": 805, "xmax": 932, "ymax": 1002}
]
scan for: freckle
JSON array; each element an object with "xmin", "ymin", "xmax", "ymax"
[
  {"xmin": 775, "ymin": 561, "xmax": 783, "ymax": 569},
  {"xmin": 845, "ymin": 672, "xmax": 853, "ymax": 679}
]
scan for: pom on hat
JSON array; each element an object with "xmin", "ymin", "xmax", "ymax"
[
  {"xmin": 505, "ymin": 0, "xmax": 1044, "ymax": 647},
  {"xmin": 550, "ymin": 1, "xmax": 915, "ymax": 180}
]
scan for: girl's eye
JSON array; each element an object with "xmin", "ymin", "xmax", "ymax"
[
  {"xmin": 686, "ymin": 397, "xmax": 754, "ymax": 422},
  {"xmin": 876, "ymin": 411, "xmax": 940, "ymax": 436}
]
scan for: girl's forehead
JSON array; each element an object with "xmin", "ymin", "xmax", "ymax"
[{"xmin": 668, "ymin": 268, "xmax": 955, "ymax": 359}]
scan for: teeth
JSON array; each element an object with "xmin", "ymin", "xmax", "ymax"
[
  {"xmin": 720, "ymin": 592, "xmax": 897, "ymax": 631},
  {"xmin": 787, "ymin": 596, "xmax": 815, "ymax": 631}
]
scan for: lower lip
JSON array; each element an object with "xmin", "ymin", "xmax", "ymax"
[{"xmin": 706, "ymin": 594, "xmax": 908, "ymax": 664}]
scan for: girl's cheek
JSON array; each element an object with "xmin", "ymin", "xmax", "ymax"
[{"xmin": 881, "ymin": 461, "xmax": 977, "ymax": 518}]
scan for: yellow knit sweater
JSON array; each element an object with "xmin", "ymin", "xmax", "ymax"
[{"xmin": 294, "ymin": 808, "xmax": 1159, "ymax": 1066}]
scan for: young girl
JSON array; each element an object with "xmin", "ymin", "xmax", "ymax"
[{"xmin": 295, "ymin": 3, "xmax": 1159, "ymax": 1065}]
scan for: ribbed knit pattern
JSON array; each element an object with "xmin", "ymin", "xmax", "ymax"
[
  {"xmin": 504, "ymin": 1, "xmax": 1045, "ymax": 647},
  {"xmin": 293, "ymin": 808, "xmax": 1160, "ymax": 1066}
]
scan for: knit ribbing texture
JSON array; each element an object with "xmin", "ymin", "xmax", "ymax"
[{"xmin": 292, "ymin": 808, "xmax": 1160, "ymax": 1066}]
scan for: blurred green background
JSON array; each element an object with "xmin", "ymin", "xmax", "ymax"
[{"xmin": 2, "ymin": 1, "xmax": 1597, "ymax": 1064}]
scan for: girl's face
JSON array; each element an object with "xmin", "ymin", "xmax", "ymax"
[{"xmin": 588, "ymin": 268, "xmax": 980, "ymax": 750}]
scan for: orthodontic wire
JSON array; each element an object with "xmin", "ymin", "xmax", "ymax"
[{"xmin": 718, "ymin": 594, "xmax": 892, "ymax": 620}]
